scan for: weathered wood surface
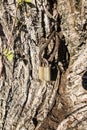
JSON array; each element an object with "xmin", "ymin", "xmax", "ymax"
[
  {"xmin": 38, "ymin": 0, "xmax": 87, "ymax": 129},
  {"xmin": 0, "ymin": 0, "xmax": 62, "ymax": 130},
  {"xmin": 0, "ymin": 0, "xmax": 87, "ymax": 130},
  {"xmin": 56, "ymin": 0, "xmax": 87, "ymax": 129}
]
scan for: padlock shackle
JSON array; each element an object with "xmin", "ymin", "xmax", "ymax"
[
  {"xmin": 39, "ymin": 58, "xmax": 49, "ymax": 67},
  {"xmin": 43, "ymin": 58, "xmax": 49, "ymax": 66}
]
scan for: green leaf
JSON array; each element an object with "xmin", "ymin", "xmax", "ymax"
[
  {"xmin": 18, "ymin": 0, "xmax": 22, "ymax": 4},
  {"xmin": 24, "ymin": 0, "xmax": 32, "ymax": 3},
  {"xmin": 18, "ymin": 0, "xmax": 32, "ymax": 4},
  {"xmin": 3, "ymin": 49, "xmax": 8, "ymax": 55},
  {"xmin": 3, "ymin": 49, "xmax": 14, "ymax": 61},
  {"xmin": 7, "ymin": 53, "xmax": 14, "ymax": 61}
]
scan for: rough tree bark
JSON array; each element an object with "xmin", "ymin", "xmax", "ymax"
[
  {"xmin": 0, "ymin": 0, "xmax": 87, "ymax": 130},
  {"xmin": 56, "ymin": 0, "xmax": 87, "ymax": 129}
]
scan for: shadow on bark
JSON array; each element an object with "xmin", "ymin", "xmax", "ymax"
[
  {"xmin": 51, "ymin": 36, "xmax": 70, "ymax": 81},
  {"xmin": 0, "ymin": 23, "xmax": 5, "ymax": 36},
  {"xmin": 82, "ymin": 71, "xmax": 87, "ymax": 90}
]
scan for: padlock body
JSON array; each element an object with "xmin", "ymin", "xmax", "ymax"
[
  {"xmin": 44, "ymin": 67, "xmax": 51, "ymax": 81},
  {"xmin": 39, "ymin": 66, "xmax": 44, "ymax": 80}
]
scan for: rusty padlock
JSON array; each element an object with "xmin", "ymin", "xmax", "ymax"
[
  {"xmin": 39, "ymin": 61, "xmax": 44, "ymax": 80},
  {"xmin": 39, "ymin": 59, "xmax": 51, "ymax": 81},
  {"xmin": 43, "ymin": 59, "xmax": 51, "ymax": 81}
]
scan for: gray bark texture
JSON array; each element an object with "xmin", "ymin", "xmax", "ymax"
[{"xmin": 0, "ymin": 0, "xmax": 87, "ymax": 130}]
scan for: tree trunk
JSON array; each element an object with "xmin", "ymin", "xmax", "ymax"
[
  {"xmin": 0, "ymin": 0, "xmax": 87, "ymax": 130},
  {"xmin": 56, "ymin": 0, "xmax": 87, "ymax": 129}
]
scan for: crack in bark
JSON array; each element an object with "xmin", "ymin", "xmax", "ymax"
[
  {"xmin": 19, "ymin": 81, "xmax": 31, "ymax": 117},
  {"xmin": 65, "ymin": 104, "xmax": 87, "ymax": 119},
  {"xmin": 2, "ymin": 87, "xmax": 13, "ymax": 129}
]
